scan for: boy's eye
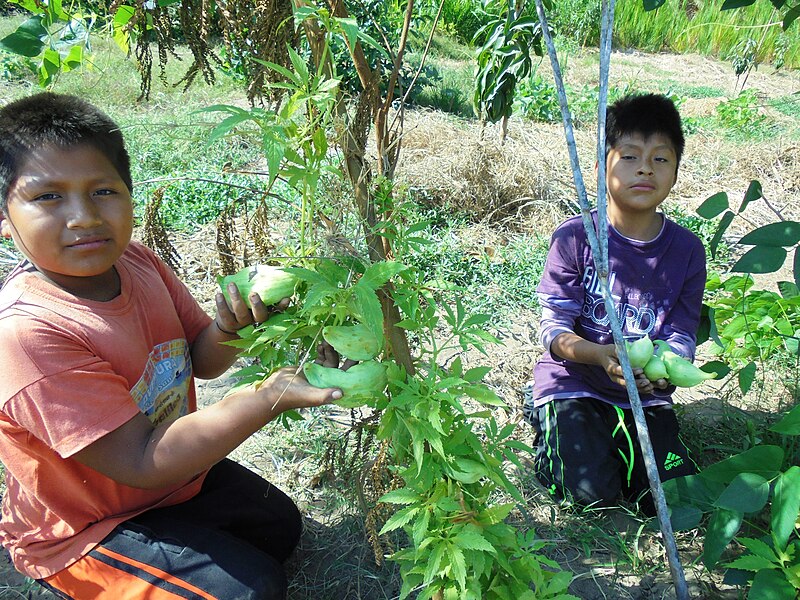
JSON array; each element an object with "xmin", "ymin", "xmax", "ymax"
[
  {"xmin": 33, "ymin": 193, "xmax": 61, "ymax": 202},
  {"xmin": 93, "ymin": 189, "xmax": 117, "ymax": 197}
]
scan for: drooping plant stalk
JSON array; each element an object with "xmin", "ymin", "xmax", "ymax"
[{"xmin": 532, "ymin": 0, "xmax": 689, "ymax": 598}]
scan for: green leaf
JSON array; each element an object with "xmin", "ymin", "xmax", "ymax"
[
  {"xmin": 378, "ymin": 506, "xmax": 419, "ymax": 535},
  {"xmin": 454, "ymin": 527, "xmax": 497, "ymax": 553},
  {"xmin": 738, "ymin": 180, "xmax": 763, "ymax": 213},
  {"xmin": 738, "ymin": 361, "xmax": 757, "ymax": 394},
  {"xmin": 732, "ymin": 246, "xmax": 788, "ymax": 274},
  {"xmin": 702, "ymin": 360, "xmax": 730, "ymax": 378},
  {"xmin": 725, "ymin": 554, "xmax": 778, "ymax": 571},
  {"xmin": 448, "ymin": 544, "xmax": 467, "ymax": 591},
  {"xmin": 715, "ymin": 472, "xmax": 769, "ymax": 513},
  {"xmin": 702, "ymin": 508, "xmax": 743, "ymax": 568},
  {"xmin": 669, "ymin": 504, "xmax": 703, "ymax": 531},
  {"xmin": 357, "ymin": 261, "xmax": 406, "ymax": 291},
  {"xmin": 61, "ymin": 43, "xmax": 83, "ymax": 71},
  {"xmin": 739, "ymin": 536, "xmax": 780, "ymax": 561},
  {"xmin": 778, "ymin": 281, "xmax": 800, "ymax": 299},
  {"xmin": 710, "ymin": 211, "xmax": 735, "ymax": 260},
  {"xmin": 784, "ymin": 4, "xmax": 800, "ymax": 29},
  {"xmin": 334, "ymin": 16, "xmax": 359, "ymax": 50},
  {"xmin": 356, "ymin": 29, "xmax": 390, "ymax": 60},
  {"xmin": 771, "ymin": 466, "xmax": 800, "ymax": 550},
  {"xmin": 379, "ymin": 488, "xmax": 420, "ymax": 505},
  {"xmin": 0, "ymin": 16, "xmax": 47, "ymax": 57},
  {"xmin": 749, "ymin": 569, "xmax": 795, "ymax": 599},
  {"xmin": 770, "ymin": 405, "xmax": 800, "ymax": 436},
  {"xmin": 261, "ymin": 133, "xmax": 286, "ymax": 186},
  {"xmin": 697, "ymin": 192, "xmax": 729, "ymax": 219},
  {"xmin": 700, "ymin": 445, "xmax": 784, "ymax": 483},
  {"xmin": 463, "ymin": 384, "xmax": 506, "ymax": 407},
  {"xmin": 642, "ymin": 0, "xmax": 667, "ymax": 9},
  {"xmin": 38, "ymin": 47, "xmax": 61, "ymax": 87},
  {"xmin": 664, "ymin": 474, "xmax": 724, "ymax": 510},
  {"xmin": 112, "ymin": 5, "xmax": 135, "ymax": 54},
  {"xmin": 739, "ymin": 221, "xmax": 800, "ymax": 247}
]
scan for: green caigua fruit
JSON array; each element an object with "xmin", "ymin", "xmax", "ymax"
[
  {"xmin": 643, "ymin": 354, "xmax": 669, "ymax": 382},
  {"xmin": 625, "ymin": 336, "xmax": 654, "ymax": 369},
  {"xmin": 217, "ymin": 265, "xmax": 299, "ymax": 308},
  {"xmin": 322, "ymin": 324, "xmax": 382, "ymax": 361},
  {"xmin": 303, "ymin": 360, "xmax": 388, "ymax": 408},
  {"xmin": 660, "ymin": 349, "xmax": 717, "ymax": 388}
]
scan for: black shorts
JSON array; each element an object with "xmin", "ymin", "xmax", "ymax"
[
  {"xmin": 525, "ymin": 397, "xmax": 696, "ymax": 515},
  {"xmin": 41, "ymin": 459, "xmax": 301, "ymax": 600}
]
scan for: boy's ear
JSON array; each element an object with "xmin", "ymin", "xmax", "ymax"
[{"xmin": 1, "ymin": 215, "xmax": 12, "ymax": 238}]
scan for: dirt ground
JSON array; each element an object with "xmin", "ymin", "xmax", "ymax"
[{"xmin": 2, "ymin": 48, "xmax": 800, "ymax": 598}]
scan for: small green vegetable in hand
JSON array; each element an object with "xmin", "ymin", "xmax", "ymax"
[
  {"xmin": 217, "ymin": 265, "xmax": 299, "ymax": 307},
  {"xmin": 625, "ymin": 336, "xmax": 654, "ymax": 369},
  {"xmin": 660, "ymin": 350, "xmax": 717, "ymax": 388},
  {"xmin": 643, "ymin": 354, "xmax": 668, "ymax": 381},
  {"xmin": 303, "ymin": 360, "xmax": 388, "ymax": 408}
]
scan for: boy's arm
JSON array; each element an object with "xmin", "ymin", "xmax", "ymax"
[
  {"xmin": 551, "ymin": 332, "xmax": 658, "ymax": 394},
  {"xmin": 72, "ymin": 348, "xmax": 342, "ymax": 489}
]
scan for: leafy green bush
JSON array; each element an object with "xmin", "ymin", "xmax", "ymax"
[{"xmin": 715, "ymin": 90, "xmax": 778, "ymax": 141}]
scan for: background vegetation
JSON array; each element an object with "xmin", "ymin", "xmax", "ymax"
[{"xmin": 2, "ymin": 0, "xmax": 800, "ymax": 597}]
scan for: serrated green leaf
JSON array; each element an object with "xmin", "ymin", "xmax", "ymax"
[
  {"xmin": 378, "ymin": 506, "xmax": 419, "ymax": 535},
  {"xmin": 379, "ymin": 488, "xmax": 420, "ymax": 505},
  {"xmin": 463, "ymin": 384, "xmax": 506, "ymax": 407},
  {"xmin": 725, "ymin": 554, "xmax": 778, "ymax": 571},
  {"xmin": 454, "ymin": 528, "xmax": 496, "ymax": 553}
]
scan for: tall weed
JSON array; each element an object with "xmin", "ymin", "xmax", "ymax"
[{"xmin": 614, "ymin": 0, "xmax": 800, "ymax": 68}]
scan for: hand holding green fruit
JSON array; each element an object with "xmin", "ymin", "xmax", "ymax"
[{"xmin": 215, "ymin": 265, "xmax": 299, "ymax": 335}]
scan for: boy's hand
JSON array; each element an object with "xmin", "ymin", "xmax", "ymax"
[
  {"xmin": 214, "ymin": 282, "xmax": 290, "ymax": 334},
  {"xmin": 601, "ymin": 344, "xmax": 661, "ymax": 394}
]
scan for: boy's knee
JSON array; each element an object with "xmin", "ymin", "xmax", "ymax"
[{"xmin": 536, "ymin": 460, "xmax": 622, "ymax": 508}]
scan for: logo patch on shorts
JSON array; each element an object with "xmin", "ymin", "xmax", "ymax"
[{"xmin": 664, "ymin": 451, "xmax": 684, "ymax": 471}]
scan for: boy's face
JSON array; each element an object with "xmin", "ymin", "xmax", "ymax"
[
  {"xmin": 605, "ymin": 132, "xmax": 678, "ymax": 217},
  {"xmin": 0, "ymin": 144, "xmax": 133, "ymax": 298}
]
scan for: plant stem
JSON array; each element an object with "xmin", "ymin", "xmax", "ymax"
[{"xmin": 533, "ymin": 1, "xmax": 689, "ymax": 598}]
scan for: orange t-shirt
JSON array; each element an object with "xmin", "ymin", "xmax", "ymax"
[{"xmin": 0, "ymin": 242, "xmax": 213, "ymax": 579}]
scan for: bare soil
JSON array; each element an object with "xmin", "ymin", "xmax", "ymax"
[{"xmin": 2, "ymin": 48, "xmax": 800, "ymax": 598}]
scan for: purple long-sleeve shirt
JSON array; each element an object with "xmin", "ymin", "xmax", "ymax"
[{"xmin": 529, "ymin": 210, "xmax": 707, "ymax": 409}]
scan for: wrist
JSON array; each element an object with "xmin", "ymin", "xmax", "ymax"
[{"xmin": 214, "ymin": 320, "xmax": 238, "ymax": 336}]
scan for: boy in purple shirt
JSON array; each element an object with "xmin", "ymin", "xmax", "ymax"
[{"xmin": 523, "ymin": 93, "xmax": 705, "ymax": 515}]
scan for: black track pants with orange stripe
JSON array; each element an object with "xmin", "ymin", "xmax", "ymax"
[{"xmin": 40, "ymin": 459, "xmax": 301, "ymax": 600}]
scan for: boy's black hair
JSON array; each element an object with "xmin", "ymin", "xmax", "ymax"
[
  {"xmin": 0, "ymin": 92, "xmax": 132, "ymax": 212},
  {"xmin": 606, "ymin": 93, "xmax": 685, "ymax": 173}
]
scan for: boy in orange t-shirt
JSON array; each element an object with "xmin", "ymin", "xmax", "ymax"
[{"xmin": 0, "ymin": 92, "xmax": 342, "ymax": 599}]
